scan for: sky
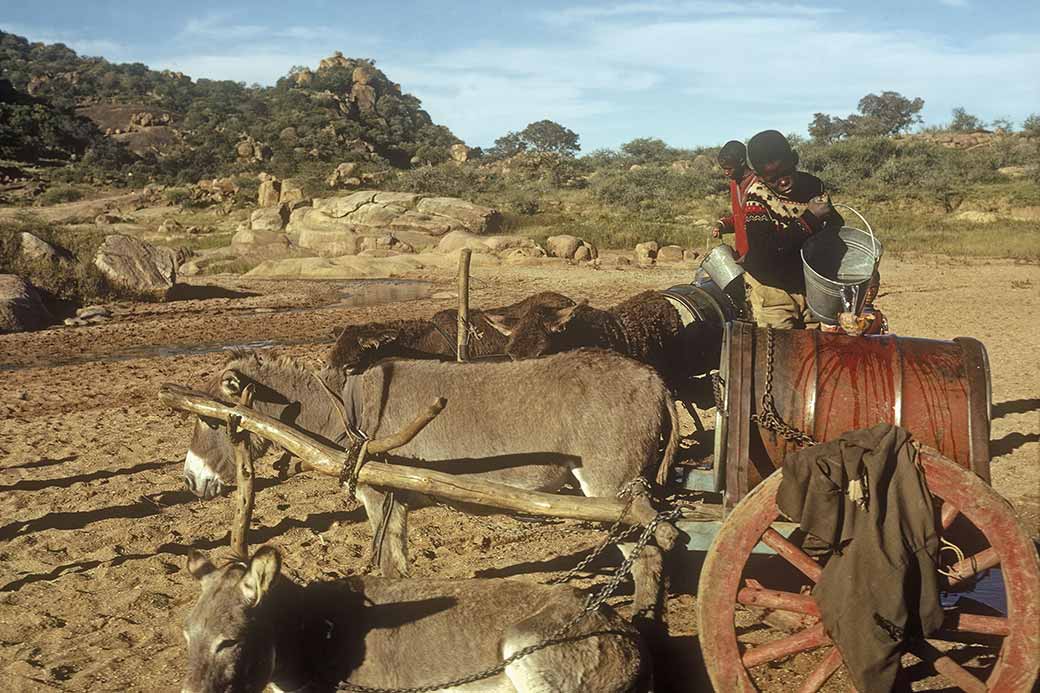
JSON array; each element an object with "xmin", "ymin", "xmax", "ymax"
[{"xmin": 3, "ymin": 1, "xmax": 1039, "ymax": 151}]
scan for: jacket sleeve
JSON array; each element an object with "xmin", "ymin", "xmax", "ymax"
[{"xmin": 718, "ymin": 213, "xmax": 735, "ymax": 232}]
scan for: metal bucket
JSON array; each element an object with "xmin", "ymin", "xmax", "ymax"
[
  {"xmin": 700, "ymin": 244, "xmax": 744, "ymax": 290},
  {"xmin": 800, "ymin": 204, "xmax": 882, "ymax": 325}
]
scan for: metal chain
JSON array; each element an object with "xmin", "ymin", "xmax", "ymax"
[
  {"xmin": 711, "ymin": 372, "xmax": 726, "ymax": 414},
  {"xmin": 337, "ymin": 506, "xmax": 679, "ymax": 693},
  {"xmin": 546, "ymin": 478, "xmax": 649, "ymax": 585},
  {"xmin": 339, "ymin": 436, "xmax": 370, "ymax": 500},
  {"xmin": 749, "ymin": 327, "xmax": 818, "ymax": 447}
]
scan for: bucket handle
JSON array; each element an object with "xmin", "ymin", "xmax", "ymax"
[{"xmin": 832, "ymin": 203, "xmax": 878, "ymax": 260}]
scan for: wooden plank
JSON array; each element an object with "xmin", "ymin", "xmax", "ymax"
[{"xmin": 678, "ymin": 520, "xmax": 797, "ymax": 555}]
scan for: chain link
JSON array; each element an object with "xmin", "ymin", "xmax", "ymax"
[
  {"xmin": 339, "ymin": 436, "xmax": 370, "ymax": 500},
  {"xmin": 711, "ymin": 372, "xmax": 726, "ymax": 415},
  {"xmin": 749, "ymin": 327, "xmax": 818, "ymax": 447},
  {"xmin": 337, "ymin": 504, "xmax": 679, "ymax": 693},
  {"xmin": 546, "ymin": 477, "xmax": 649, "ymax": 585}
]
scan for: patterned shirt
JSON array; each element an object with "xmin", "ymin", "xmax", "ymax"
[{"xmin": 743, "ymin": 171, "xmax": 844, "ymax": 292}]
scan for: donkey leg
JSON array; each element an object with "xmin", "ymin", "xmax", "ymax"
[
  {"xmin": 679, "ymin": 399, "xmax": 705, "ymax": 434},
  {"xmin": 356, "ymin": 486, "xmax": 410, "ymax": 578},
  {"xmin": 618, "ymin": 542, "xmax": 665, "ymax": 624}
]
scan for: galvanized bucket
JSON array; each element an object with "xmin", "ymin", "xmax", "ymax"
[
  {"xmin": 800, "ymin": 204, "xmax": 882, "ymax": 325},
  {"xmin": 700, "ymin": 243, "xmax": 744, "ymax": 290}
]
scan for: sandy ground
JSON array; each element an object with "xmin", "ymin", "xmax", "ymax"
[{"xmin": 0, "ymin": 254, "xmax": 1037, "ymax": 692}]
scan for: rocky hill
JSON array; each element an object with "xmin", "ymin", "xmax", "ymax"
[{"xmin": 0, "ymin": 30, "xmax": 462, "ymax": 183}]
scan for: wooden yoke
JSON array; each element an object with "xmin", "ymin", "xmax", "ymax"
[{"xmin": 159, "ymin": 384, "xmax": 684, "ymax": 550}]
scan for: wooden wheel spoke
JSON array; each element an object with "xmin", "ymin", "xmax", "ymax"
[
  {"xmin": 741, "ymin": 623, "xmax": 831, "ymax": 668},
  {"xmin": 907, "ymin": 640, "xmax": 987, "ymax": 693},
  {"xmin": 939, "ymin": 501, "xmax": 959, "ymax": 530},
  {"xmin": 798, "ymin": 646, "xmax": 844, "ymax": 693},
  {"xmin": 937, "ymin": 611, "xmax": 1010, "ymax": 637},
  {"xmin": 943, "ymin": 546, "xmax": 1000, "ymax": 588},
  {"xmin": 738, "ymin": 586, "xmax": 819, "ymax": 616},
  {"xmin": 760, "ymin": 527, "xmax": 823, "ymax": 582}
]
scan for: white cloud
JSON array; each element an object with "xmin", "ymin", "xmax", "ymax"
[
  {"xmin": 937, "ymin": 0, "xmax": 969, "ymax": 7},
  {"xmin": 535, "ymin": 1, "xmax": 839, "ymax": 26},
  {"xmin": 411, "ymin": 10, "xmax": 1038, "ymax": 146},
  {"xmin": 0, "ymin": 23, "xmax": 127, "ymax": 60}
]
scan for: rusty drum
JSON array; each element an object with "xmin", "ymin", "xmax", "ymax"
[{"xmin": 718, "ymin": 322, "xmax": 991, "ymax": 506}]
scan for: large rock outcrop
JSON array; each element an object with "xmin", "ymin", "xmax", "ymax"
[
  {"xmin": 0, "ymin": 275, "xmax": 52, "ymax": 333},
  {"xmin": 93, "ymin": 235, "xmax": 178, "ymax": 300},
  {"xmin": 287, "ymin": 190, "xmax": 503, "ymax": 257}
]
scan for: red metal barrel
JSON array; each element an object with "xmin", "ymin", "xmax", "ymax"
[{"xmin": 720, "ymin": 323, "xmax": 991, "ymax": 505}]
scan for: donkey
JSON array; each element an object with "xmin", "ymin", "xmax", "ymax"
[
  {"xmin": 182, "ymin": 546, "xmax": 650, "ymax": 693},
  {"xmin": 483, "ymin": 291, "xmax": 724, "ymax": 424},
  {"xmin": 326, "ymin": 291, "xmax": 575, "ymax": 375},
  {"xmin": 182, "ymin": 349, "xmax": 679, "ymax": 614}
]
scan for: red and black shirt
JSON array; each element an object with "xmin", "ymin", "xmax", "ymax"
[{"xmin": 743, "ymin": 172, "xmax": 844, "ymax": 292}]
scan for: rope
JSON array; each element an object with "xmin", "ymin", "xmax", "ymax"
[{"xmin": 937, "ymin": 537, "xmax": 968, "ymax": 579}]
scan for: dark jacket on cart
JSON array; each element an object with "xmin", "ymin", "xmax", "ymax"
[{"xmin": 777, "ymin": 423, "xmax": 943, "ymax": 693}]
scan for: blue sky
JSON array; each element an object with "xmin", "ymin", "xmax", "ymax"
[{"xmin": 3, "ymin": 1, "xmax": 1038, "ymax": 151}]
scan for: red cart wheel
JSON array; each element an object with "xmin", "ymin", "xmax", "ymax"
[{"xmin": 697, "ymin": 449, "xmax": 1040, "ymax": 692}]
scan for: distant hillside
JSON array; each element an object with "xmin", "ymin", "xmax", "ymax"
[{"xmin": 0, "ymin": 30, "xmax": 461, "ymax": 183}]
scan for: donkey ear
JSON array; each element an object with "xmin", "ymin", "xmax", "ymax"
[
  {"xmin": 484, "ymin": 313, "xmax": 516, "ymax": 337},
  {"xmin": 358, "ymin": 330, "xmax": 397, "ymax": 351},
  {"xmin": 221, "ymin": 370, "xmax": 244, "ymax": 398},
  {"xmin": 241, "ymin": 546, "xmax": 281, "ymax": 607},
  {"xmin": 187, "ymin": 550, "xmax": 216, "ymax": 580},
  {"xmin": 545, "ymin": 300, "xmax": 587, "ymax": 333}
]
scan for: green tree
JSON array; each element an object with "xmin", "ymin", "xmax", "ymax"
[
  {"xmin": 518, "ymin": 120, "xmax": 580, "ymax": 156},
  {"xmin": 855, "ymin": 92, "xmax": 925, "ymax": 135},
  {"xmin": 1022, "ymin": 113, "xmax": 1040, "ymax": 138},
  {"xmin": 950, "ymin": 107, "xmax": 985, "ymax": 133},
  {"xmin": 619, "ymin": 137, "xmax": 674, "ymax": 163},
  {"xmin": 808, "ymin": 92, "xmax": 924, "ymax": 142},
  {"xmin": 489, "ymin": 120, "xmax": 580, "ymax": 159}
]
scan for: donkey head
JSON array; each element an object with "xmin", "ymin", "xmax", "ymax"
[
  {"xmin": 182, "ymin": 547, "xmax": 281, "ymax": 693},
  {"xmin": 183, "ymin": 353, "xmax": 304, "ymax": 499},
  {"xmin": 485, "ymin": 301, "xmax": 587, "ymax": 360}
]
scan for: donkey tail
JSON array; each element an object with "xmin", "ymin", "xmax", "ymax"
[{"xmin": 656, "ymin": 395, "xmax": 680, "ymax": 486}]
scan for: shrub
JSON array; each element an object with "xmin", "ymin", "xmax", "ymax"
[
  {"xmin": 590, "ymin": 165, "xmax": 726, "ymax": 220},
  {"xmin": 37, "ymin": 184, "xmax": 84, "ymax": 205},
  {"xmin": 388, "ymin": 163, "xmax": 489, "ymax": 198},
  {"xmin": 163, "ymin": 187, "xmax": 191, "ymax": 206}
]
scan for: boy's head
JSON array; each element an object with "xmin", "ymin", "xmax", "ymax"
[
  {"xmin": 717, "ymin": 140, "xmax": 748, "ymax": 181},
  {"xmin": 747, "ymin": 130, "xmax": 798, "ymax": 195}
]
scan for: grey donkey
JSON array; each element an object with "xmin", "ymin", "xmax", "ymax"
[
  {"xmin": 182, "ymin": 349, "xmax": 680, "ymax": 615},
  {"xmin": 181, "ymin": 546, "xmax": 651, "ymax": 693}
]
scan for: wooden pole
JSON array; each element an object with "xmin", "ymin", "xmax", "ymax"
[
  {"xmin": 456, "ymin": 248, "xmax": 471, "ymax": 362},
  {"xmin": 230, "ymin": 385, "xmax": 256, "ymax": 558},
  {"xmin": 159, "ymin": 384, "xmax": 687, "ymax": 549}
]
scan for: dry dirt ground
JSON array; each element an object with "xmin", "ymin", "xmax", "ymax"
[{"xmin": 0, "ymin": 254, "xmax": 1037, "ymax": 692}]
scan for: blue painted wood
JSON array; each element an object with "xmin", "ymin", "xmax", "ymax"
[
  {"xmin": 679, "ymin": 467, "xmax": 719, "ymax": 492},
  {"xmin": 677, "ymin": 519, "xmax": 799, "ymax": 556}
]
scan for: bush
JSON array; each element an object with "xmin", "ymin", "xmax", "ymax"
[
  {"xmin": 590, "ymin": 165, "xmax": 726, "ymax": 220},
  {"xmin": 37, "ymin": 184, "xmax": 85, "ymax": 205},
  {"xmin": 388, "ymin": 163, "xmax": 490, "ymax": 198},
  {"xmin": 163, "ymin": 187, "xmax": 191, "ymax": 206}
]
